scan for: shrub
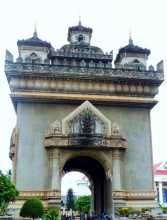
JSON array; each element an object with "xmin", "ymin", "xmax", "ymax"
[
  {"xmin": 141, "ymin": 208, "xmax": 151, "ymax": 213},
  {"xmin": 117, "ymin": 207, "xmax": 133, "ymax": 217},
  {"xmin": 20, "ymin": 197, "xmax": 44, "ymax": 220},
  {"xmin": 43, "ymin": 208, "xmax": 59, "ymax": 220},
  {"xmin": 160, "ymin": 205, "xmax": 167, "ymax": 214}
]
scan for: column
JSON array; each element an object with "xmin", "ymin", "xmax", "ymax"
[
  {"xmin": 48, "ymin": 149, "xmax": 61, "ymax": 208},
  {"xmin": 159, "ymin": 181, "xmax": 163, "ymax": 205},
  {"xmin": 105, "ymin": 175, "xmax": 112, "ymax": 215},
  {"xmin": 112, "ymin": 149, "xmax": 122, "ymax": 190},
  {"xmin": 89, "ymin": 183, "xmax": 94, "ymax": 213},
  {"xmin": 51, "ymin": 149, "xmax": 61, "ymax": 190}
]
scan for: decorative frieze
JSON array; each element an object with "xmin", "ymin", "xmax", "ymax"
[
  {"xmin": 44, "ymin": 133, "xmax": 128, "ymax": 149},
  {"xmin": 112, "ymin": 190, "xmax": 155, "ymax": 200},
  {"xmin": 9, "ymin": 77, "xmax": 159, "ymax": 98},
  {"xmin": 18, "ymin": 190, "xmax": 61, "ymax": 200}
]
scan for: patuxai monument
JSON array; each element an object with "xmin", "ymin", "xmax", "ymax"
[{"xmin": 5, "ymin": 21, "xmax": 164, "ymax": 215}]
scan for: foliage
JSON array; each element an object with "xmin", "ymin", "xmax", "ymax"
[
  {"xmin": 20, "ymin": 197, "xmax": 44, "ymax": 219},
  {"xmin": 160, "ymin": 204, "xmax": 167, "ymax": 214},
  {"xmin": 162, "ymin": 207, "xmax": 167, "ymax": 214},
  {"xmin": 43, "ymin": 208, "xmax": 59, "ymax": 220},
  {"xmin": 0, "ymin": 171, "xmax": 19, "ymax": 215},
  {"xmin": 117, "ymin": 207, "xmax": 133, "ymax": 217},
  {"xmin": 141, "ymin": 208, "xmax": 151, "ymax": 213},
  {"xmin": 75, "ymin": 195, "xmax": 91, "ymax": 214},
  {"xmin": 66, "ymin": 188, "xmax": 75, "ymax": 210}
]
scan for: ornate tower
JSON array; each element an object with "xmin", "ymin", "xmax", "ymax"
[
  {"xmin": 5, "ymin": 22, "xmax": 164, "ymax": 215},
  {"xmin": 67, "ymin": 20, "xmax": 92, "ymax": 45},
  {"xmin": 114, "ymin": 35, "xmax": 150, "ymax": 69}
]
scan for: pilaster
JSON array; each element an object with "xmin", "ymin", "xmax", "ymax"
[
  {"xmin": 158, "ymin": 181, "xmax": 163, "ymax": 205},
  {"xmin": 112, "ymin": 149, "xmax": 122, "ymax": 191},
  {"xmin": 48, "ymin": 149, "xmax": 61, "ymax": 208}
]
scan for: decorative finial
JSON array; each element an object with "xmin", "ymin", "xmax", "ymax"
[
  {"xmin": 78, "ymin": 16, "xmax": 82, "ymax": 26},
  {"xmin": 129, "ymin": 29, "xmax": 133, "ymax": 45},
  {"xmin": 33, "ymin": 22, "xmax": 38, "ymax": 38}
]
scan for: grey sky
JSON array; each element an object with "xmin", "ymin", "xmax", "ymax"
[{"xmin": 0, "ymin": 0, "xmax": 167, "ymax": 171}]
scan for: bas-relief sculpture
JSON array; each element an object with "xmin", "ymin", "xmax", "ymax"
[{"xmin": 5, "ymin": 21, "xmax": 164, "ymax": 215}]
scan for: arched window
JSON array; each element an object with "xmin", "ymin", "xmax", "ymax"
[
  {"xmin": 77, "ymin": 34, "xmax": 85, "ymax": 42},
  {"xmin": 25, "ymin": 53, "xmax": 41, "ymax": 64},
  {"xmin": 30, "ymin": 52, "xmax": 38, "ymax": 59}
]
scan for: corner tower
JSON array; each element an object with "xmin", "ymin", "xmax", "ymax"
[
  {"xmin": 115, "ymin": 35, "xmax": 150, "ymax": 70},
  {"xmin": 5, "ymin": 23, "xmax": 164, "ymax": 215},
  {"xmin": 17, "ymin": 29, "xmax": 51, "ymax": 64}
]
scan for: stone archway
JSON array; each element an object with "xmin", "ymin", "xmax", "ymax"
[
  {"xmin": 63, "ymin": 156, "xmax": 106, "ymax": 214},
  {"xmin": 44, "ymin": 101, "xmax": 128, "ymax": 214}
]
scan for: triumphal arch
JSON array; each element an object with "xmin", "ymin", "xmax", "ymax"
[{"xmin": 6, "ymin": 22, "xmax": 164, "ymax": 214}]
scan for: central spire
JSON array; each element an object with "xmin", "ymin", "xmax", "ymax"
[
  {"xmin": 78, "ymin": 16, "xmax": 82, "ymax": 26},
  {"xmin": 129, "ymin": 30, "xmax": 133, "ymax": 45},
  {"xmin": 33, "ymin": 23, "xmax": 38, "ymax": 38}
]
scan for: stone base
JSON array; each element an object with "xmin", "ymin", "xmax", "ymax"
[
  {"xmin": 126, "ymin": 200, "xmax": 159, "ymax": 208},
  {"xmin": 113, "ymin": 199, "xmax": 158, "ymax": 209},
  {"xmin": 113, "ymin": 190, "xmax": 157, "ymax": 209}
]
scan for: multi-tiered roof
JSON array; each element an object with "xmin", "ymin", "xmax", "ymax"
[{"xmin": 5, "ymin": 22, "xmax": 164, "ymax": 109}]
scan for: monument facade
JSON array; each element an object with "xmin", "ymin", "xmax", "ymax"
[{"xmin": 5, "ymin": 21, "xmax": 164, "ymax": 214}]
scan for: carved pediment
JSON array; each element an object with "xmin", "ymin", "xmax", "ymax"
[
  {"xmin": 62, "ymin": 101, "xmax": 111, "ymax": 136},
  {"xmin": 44, "ymin": 101, "xmax": 128, "ymax": 149}
]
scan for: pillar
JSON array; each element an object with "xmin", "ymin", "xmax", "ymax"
[
  {"xmin": 159, "ymin": 181, "xmax": 163, "ymax": 205},
  {"xmin": 112, "ymin": 149, "xmax": 122, "ymax": 191},
  {"xmin": 105, "ymin": 174, "xmax": 112, "ymax": 215},
  {"xmin": 48, "ymin": 149, "xmax": 61, "ymax": 208},
  {"xmin": 89, "ymin": 183, "xmax": 94, "ymax": 213},
  {"xmin": 51, "ymin": 150, "xmax": 61, "ymax": 190}
]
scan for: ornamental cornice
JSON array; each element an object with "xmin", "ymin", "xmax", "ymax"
[
  {"xmin": 10, "ymin": 92, "xmax": 158, "ymax": 109},
  {"xmin": 8, "ymin": 78, "xmax": 160, "ymax": 98},
  {"xmin": 44, "ymin": 133, "xmax": 128, "ymax": 150},
  {"xmin": 5, "ymin": 62, "xmax": 164, "ymax": 85}
]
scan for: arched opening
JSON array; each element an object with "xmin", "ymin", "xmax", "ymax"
[
  {"xmin": 62, "ymin": 156, "xmax": 106, "ymax": 215},
  {"xmin": 61, "ymin": 171, "xmax": 91, "ymax": 197},
  {"xmin": 61, "ymin": 171, "xmax": 92, "ymax": 215}
]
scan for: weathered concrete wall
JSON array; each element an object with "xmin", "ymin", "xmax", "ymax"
[
  {"xmin": 97, "ymin": 105, "xmax": 153, "ymax": 191},
  {"xmin": 16, "ymin": 102, "xmax": 153, "ymax": 192}
]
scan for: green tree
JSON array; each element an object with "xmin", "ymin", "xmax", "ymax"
[
  {"xmin": 43, "ymin": 208, "xmax": 59, "ymax": 220},
  {"xmin": 116, "ymin": 208, "xmax": 133, "ymax": 217},
  {"xmin": 66, "ymin": 188, "xmax": 75, "ymax": 210},
  {"xmin": 75, "ymin": 196, "xmax": 91, "ymax": 214},
  {"xmin": 20, "ymin": 197, "xmax": 44, "ymax": 220},
  {"xmin": 0, "ymin": 171, "xmax": 19, "ymax": 215}
]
